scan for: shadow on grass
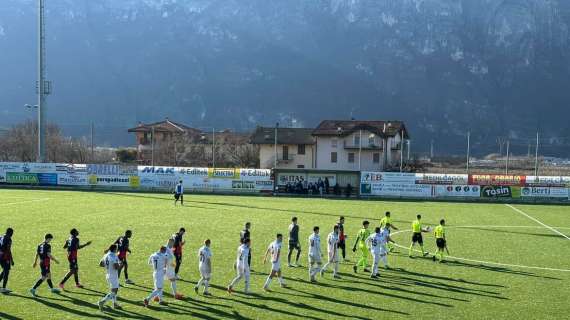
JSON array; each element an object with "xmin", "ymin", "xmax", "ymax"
[
  {"xmin": 444, "ymin": 260, "xmax": 562, "ymax": 280},
  {"xmin": 0, "ymin": 312, "xmax": 23, "ymax": 320}
]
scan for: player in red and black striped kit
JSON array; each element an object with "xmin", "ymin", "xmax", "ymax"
[
  {"xmin": 172, "ymin": 228, "xmax": 186, "ymax": 279},
  {"xmin": 115, "ymin": 230, "xmax": 134, "ymax": 284},
  {"xmin": 59, "ymin": 228, "xmax": 92, "ymax": 290},
  {"xmin": 0, "ymin": 227, "xmax": 14, "ymax": 293},
  {"xmin": 30, "ymin": 234, "xmax": 60, "ymax": 296},
  {"xmin": 336, "ymin": 216, "xmax": 348, "ymax": 261}
]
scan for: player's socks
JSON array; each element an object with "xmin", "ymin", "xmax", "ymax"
[
  {"xmin": 204, "ymin": 280, "xmax": 209, "ymax": 292},
  {"xmin": 196, "ymin": 278, "xmax": 204, "ymax": 288},
  {"xmin": 408, "ymin": 244, "xmax": 414, "ymax": 256},
  {"xmin": 278, "ymin": 277, "xmax": 285, "ymax": 285},
  {"xmin": 74, "ymin": 273, "xmax": 79, "ymax": 285},
  {"xmin": 33, "ymin": 279, "xmax": 43, "ymax": 289},
  {"xmin": 171, "ymin": 281, "xmax": 177, "ymax": 296},
  {"xmin": 47, "ymin": 279, "xmax": 54, "ymax": 289},
  {"xmin": 420, "ymin": 245, "xmax": 425, "ymax": 255}
]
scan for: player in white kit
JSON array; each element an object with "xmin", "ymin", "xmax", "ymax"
[
  {"xmin": 98, "ymin": 244, "xmax": 122, "ymax": 311},
  {"xmin": 165, "ymin": 238, "xmax": 184, "ymax": 300},
  {"xmin": 262, "ymin": 234, "xmax": 287, "ymax": 291},
  {"xmin": 308, "ymin": 226, "xmax": 322, "ymax": 282},
  {"xmin": 227, "ymin": 238, "xmax": 251, "ymax": 294},
  {"xmin": 194, "ymin": 239, "xmax": 212, "ymax": 295},
  {"xmin": 321, "ymin": 225, "xmax": 341, "ymax": 279},
  {"xmin": 143, "ymin": 246, "xmax": 168, "ymax": 307},
  {"xmin": 366, "ymin": 226, "xmax": 395, "ymax": 278}
]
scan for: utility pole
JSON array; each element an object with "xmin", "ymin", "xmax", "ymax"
[
  {"xmin": 534, "ymin": 131, "xmax": 539, "ymax": 176},
  {"xmin": 430, "ymin": 140, "xmax": 434, "ymax": 159},
  {"xmin": 505, "ymin": 140, "xmax": 510, "ymax": 175},
  {"xmin": 274, "ymin": 122, "xmax": 279, "ymax": 169},
  {"xmin": 37, "ymin": 0, "xmax": 51, "ymax": 162},
  {"xmin": 400, "ymin": 129, "xmax": 405, "ymax": 172},
  {"xmin": 90, "ymin": 122, "xmax": 94, "ymax": 162},
  {"xmin": 212, "ymin": 127, "xmax": 215, "ymax": 168},
  {"xmin": 407, "ymin": 140, "xmax": 411, "ymax": 160},
  {"xmin": 151, "ymin": 126, "xmax": 155, "ymax": 166},
  {"xmin": 466, "ymin": 131, "xmax": 471, "ymax": 173},
  {"xmin": 358, "ymin": 130, "xmax": 362, "ymax": 171}
]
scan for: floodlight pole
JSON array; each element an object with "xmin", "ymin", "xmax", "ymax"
[
  {"xmin": 466, "ymin": 131, "xmax": 471, "ymax": 174},
  {"xmin": 37, "ymin": 0, "xmax": 49, "ymax": 162},
  {"xmin": 274, "ymin": 123, "xmax": 279, "ymax": 169},
  {"xmin": 505, "ymin": 140, "xmax": 510, "ymax": 175},
  {"xmin": 534, "ymin": 131, "xmax": 539, "ymax": 176}
]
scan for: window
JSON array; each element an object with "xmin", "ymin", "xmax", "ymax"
[
  {"xmin": 282, "ymin": 146, "xmax": 289, "ymax": 160},
  {"xmin": 373, "ymin": 153, "xmax": 380, "ymax": 163},
  {"xmin": 298, "ymin": 144, "xmax": 305, "ymax": 155},
  {"xmin": 331, "ymin": 138, "xmax": 338, "ymax": 148},
  {"xmin": 297, "ymin": 165, "xmax": 305, "ymax": 169},
  {"xmin": 354, "ymin": 135, "xmax": 361, "ymax": 146},
  {"xmin": 331, "ymin": 152, "xmax": 337, "ymax": 163},
  {"xmin": 368, "ymin": 135, "xmax": 375, "ymax": 146},
  {"xmin": 348, "ymin": 153, "xmax": 355, "ymax": 163}
]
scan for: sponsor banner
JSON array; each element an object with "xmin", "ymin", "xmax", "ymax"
[
  {"xmin": 25, "ymin": 163, "xmax": 57, "ymax": 173},
  {"xmin": 521, "ymin": 187, "xmax": 569, "ymax": 198},
  {"xmin": 178, "ymin": 167, "xmax": 209, "ymax": 176},
  {"xmin": 58, "ymin": 173, "xmax": 88, "ymax": 186},
  {"xmin": 6, "ymin": 172, "xmax": 39, "ymax": 184},
  {"xmin": 37, "ymin": 173, "xmax": 57, "ymax": 186},
  {"xmin": 360, "ymin": 172, "xmax": 417, "ymax": 184},
  {"xmin": 525, "ymin": 176, "xmax": 570, "ymax": 187},
  {"xmin": 480, "ymin": 185, "xmax": 521, "ymax": 198},
  {"xmin": 469, "ymin": 174, "xmax": 526, "ymax": 186},
  {"xmin": 239, "ymin": 169, "xmax": 272, "ymax": 181},
  {"xmin": 56, "ymin": 163, "xmax": 88, "ymax": 174},
  {"xmin": 415, "ymin": 173, "xmax": 468, "ymax": 185},
  {"xmin": 87, "ymin": 164, "xmax": 135, "ymax": 176},
  {"xmin": 255, "ymin": 180, "xmax": 274, "ymax": 191},
  {"xmin": 361, "ymin": 183, "xmax": 434, "ymax": 197},
  {"xmin": 89, "ymin": 175, "xmax": 139, "ymax": 188},
  {"xmin": 434, "ymin": 185, "xmax": 481, "ymax": 198},
  {"xmin": 307, "ymin": 173, "xmax": 336, "ymax": 186},
  {"xmin": 208, "ymin": 168, "xmax": 239, "ymax": 179},
  {"xmin": 139, "ymin": 176, "xmax": 178, "ymax": 189},
  {"xmin": 232, "ymin": 180, "xmax": 256, "ymax": 190},
  {"xmin": 277, "ymin": 173, "xmax": 307, "ymax": 186}
]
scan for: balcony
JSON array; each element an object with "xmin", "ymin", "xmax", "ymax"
[{"xmin": 343, "ymin": 141, "xmax": 383, "ymax": 150}]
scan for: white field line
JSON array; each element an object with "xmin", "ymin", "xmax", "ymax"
[
  {"xmin": 0, "ymin": 198, "xmax": 50, "ymax": 206},
  {"xmin": 392, "ymin": 226, "xmax": 570, "ymax": 273},
  {"xmin": 505, "ymin": 204, "xmax": 570, "ymax": 242}
]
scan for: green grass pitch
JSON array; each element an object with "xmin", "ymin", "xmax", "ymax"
[{"xmin": 1, "ymin": 189, "xmax": 569, "ymax": 319}]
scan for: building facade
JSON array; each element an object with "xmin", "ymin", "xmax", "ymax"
[
  {"xmin": 250, "ymin": 127, "xmax": 316, "ymax": 169},
  {"xmin": 313, "ymin": 120, "xmax": 408, "ymax": 171}
]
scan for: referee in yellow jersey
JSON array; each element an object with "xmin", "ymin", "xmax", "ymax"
[
  {"xmin": 433, "ymin": 219, "xmax": 447, "ymax": 263},
  {"xmin": 409, "ymin": 214, "xmax": 429, "ymax": 257}
]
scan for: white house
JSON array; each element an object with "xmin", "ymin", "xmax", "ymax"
[
  {"xmin": 312, "ymin": 120, "xmax": 408, "ymax": 171},
  {"xmin": 250, "ymin": 127, "xmax": 316, "ymax": 169}
]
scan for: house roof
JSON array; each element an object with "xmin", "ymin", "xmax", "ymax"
[
  {"xmin": 312, "ymin": 120, "xmax": 409, "ymax": 139},
  {"xmin": 250, "ymin": 127, "xmax": 316, "ymax": 145},
  {"xmin": 127, "ymin": 119, "xmax": 200, "ymax": 134}
]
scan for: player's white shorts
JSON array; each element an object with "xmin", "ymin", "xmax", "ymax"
[
  {"xmin": 327, "ymin": 251, "xmax": 338, "ymax": 262},
  {"xmin": 379, "ymin": 245, "xmax": 387, "ymax": 256},
  {"xmin": 271, "ymin": 261, "xmax": 281, "ymax": 272},
  {"xmin": 106, "ymin": 274, "xmax": 119, "ymax": 289},
  {"xmin": 165, "ymin": 267, "xmax": 176, "ymax": 280},
  {"xmin": 153, "ymin": 272, "xmax": 165, "ymax": 289},
  {"xmin": 236, "ymin": 264, "xmax": 250, "ymax": 276},
  {"xmin": 199, "ymin": 265, "xmax": 211, "ymax": 278},
  {"xmin": 308, "ymin": 254, "xmax": 322, "ymax": 265}
]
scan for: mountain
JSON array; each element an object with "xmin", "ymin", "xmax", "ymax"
[{"xmin": 1, "ymin": 0, "xmax": 570, "ymax": 155}]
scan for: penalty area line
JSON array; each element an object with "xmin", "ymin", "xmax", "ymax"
[
  {"xmin": 505, "ymin": 204, "xmax": 570, "ymax": 242},
  {"xmin": 0, "ymin": 198, "xmax": 51, "ymax": 206}
]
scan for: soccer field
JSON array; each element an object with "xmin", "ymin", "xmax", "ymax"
[{"xmin": 1, "ymin": 190, "xmax": 569, "ymax": 320}]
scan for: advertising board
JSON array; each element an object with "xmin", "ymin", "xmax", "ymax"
[{"xmin": 434, "ymin": 185, "xmax": 480, "ymax": 197}]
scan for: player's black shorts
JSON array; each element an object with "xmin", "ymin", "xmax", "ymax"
[
  {"xmin": 288, "ymin": 241, "xmax": 301, "ymax": 250},
  {"xmin": 174, "ymin": 193, "xmax": 181, "ymax": 200},
  {"xmin": 338, "ymin": 240, "xmax": 346, "ymax": 250},
  {"xmin": 436, "ymin": 238, "xmax": 446, "ymax": 249},
  {"xmin": 0, "ymin": 259, "xmax": 11, "ymax": 271},
  {"xmin": 412, "ymin": 232, "xmax": 423, "ymax": 245},
  {"xmin": 40, "ymin": 264, "xmax": 51, "ymax": 277},
  {"xmin": 68, "ymin": 259, "xmax": 78, "ymax": 270}
]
